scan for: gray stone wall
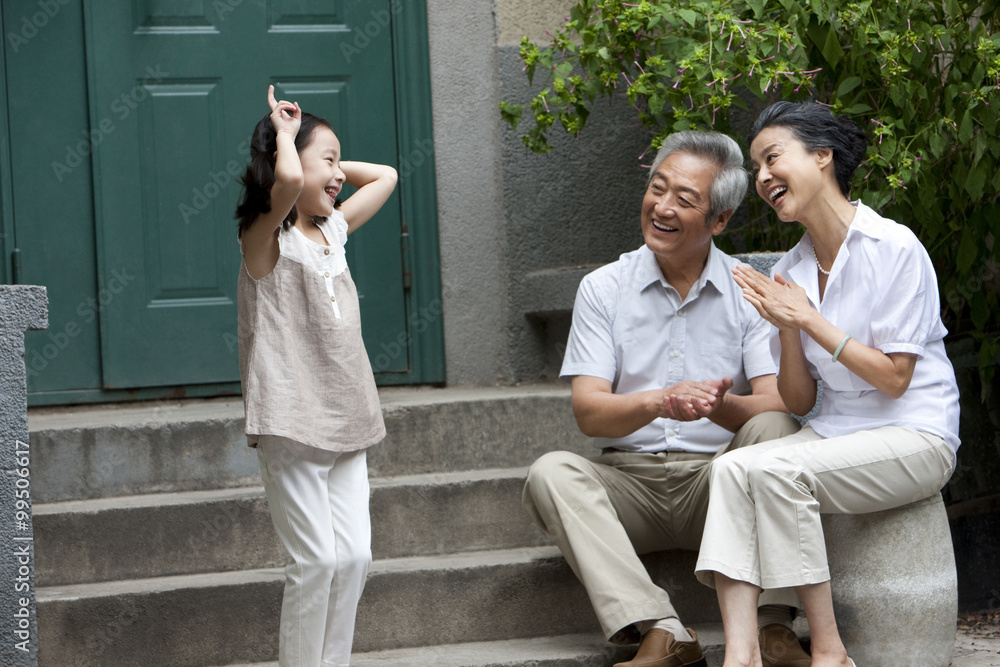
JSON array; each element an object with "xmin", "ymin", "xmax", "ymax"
[
  {"xmin": 0, "ymin": 285, "xmax": 47, "ymax": 666},
  {"xmin": 498, "ymin": 45, "xmax": 649, "ymax": 380},
  {"xmin": 427, "ymin": 0, "xmax": 512, "ymax": 385},
  {"xmin": 427, "ymin": 0, "xmax": 651, "ymax": 384}
]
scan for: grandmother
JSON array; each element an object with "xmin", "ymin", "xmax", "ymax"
[{"xmin": 695, "ymin": 102, "xmax": 961, "ymax": 667}]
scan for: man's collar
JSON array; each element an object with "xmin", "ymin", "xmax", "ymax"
[
  {"xmin": 636, "ymin": 241, "xmax": 723, "ymax": 294},
  {"xmin": 636, "ymin": 245, "xmax": 667, "ymax": 290},
  {"xmin": 701, "ymin": 242, "xmax": 730, "ymax": 294}
]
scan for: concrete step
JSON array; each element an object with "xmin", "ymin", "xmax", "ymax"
[
  {"xmin": 34, "ymin": 468, "xmax": 547, "ymax": 586},
  {"xmin": 28, "ymin": 385, "xmax": 587, "ymax": 503},
  {"xmin": 222, "ymin": 628, "xmax": 728, "ymax": 667},
  {"xmin": 37, "ymin": 547, "xmax": 719, "ymax": 667}
]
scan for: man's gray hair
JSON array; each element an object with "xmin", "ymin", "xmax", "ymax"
[{"xmin": 646, "ymin": 131, "xmax": 748, "ymax": 224}]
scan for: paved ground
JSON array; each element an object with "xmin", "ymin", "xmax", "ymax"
[{"xmin": 953, "ymin": 612, "xmax": 1000, "ymax": 666}]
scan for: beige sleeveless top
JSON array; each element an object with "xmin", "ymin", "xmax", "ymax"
[{"xmin": 237, "ymin": 211, "xmax": 385, "ymax": 452}]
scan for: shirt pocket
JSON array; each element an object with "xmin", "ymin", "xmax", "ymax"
[{"xmin": 698, "ymin": 343, "xmax": 743, "ymax": 380}]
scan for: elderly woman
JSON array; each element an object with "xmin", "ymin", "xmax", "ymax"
[{"xmin": 694, "ymin": 101, "xmax": 961, "ymax": 667}]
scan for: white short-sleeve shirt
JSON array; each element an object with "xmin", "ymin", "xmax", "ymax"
[
  {"xmin": 769, "ymin": 201, "xmax": 961, "ymax": 453},
  {"xmin": 561, "ymin": 243, "xmax": 777, "ymax": 454}
]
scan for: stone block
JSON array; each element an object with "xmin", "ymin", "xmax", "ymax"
[
  {"xmin": 0, "ymin": 284, "xmax": 48, "ymax": 666},
  {"xmin": 732, "ymin": 251, "xmax": 786, "ymax": 276},
  {"xmin": 825, "ymin": 492, "xmax": 957, "ymax": 667}
]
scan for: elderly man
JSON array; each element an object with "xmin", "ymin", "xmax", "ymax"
[{"xmin": 523, "ymin": 131, "xmax": 810, "ymax": 667}]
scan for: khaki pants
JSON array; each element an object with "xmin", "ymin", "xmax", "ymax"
[
  {"xmin": 522, "ymin": 412, "xmax": 801, "ymax": 639},
  {"xmin": 695, "ymin": 425, "xmax": 955, "ymax": 590}
]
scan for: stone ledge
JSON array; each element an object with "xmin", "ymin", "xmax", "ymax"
[
  {"xmin": 825, "ymin": 492, "xmax": 957, "ymax": 667},
  {"xmin": 520, "ymin": 252, "xmax": 786, "ymax": 317},
  {"xmin": 522, "ymin": 265, "xmax": 602, "ymax": 315}
]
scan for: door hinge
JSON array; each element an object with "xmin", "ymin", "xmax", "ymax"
[
  {"xmin": 11, "ymin": 248, "xmax": 21, "ymax": 284},
  {"xmin": 400, "ymin": 219, "xmax": 412, "ymax": 291}
]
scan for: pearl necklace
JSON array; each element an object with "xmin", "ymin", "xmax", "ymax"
[{"xmin": 812, "ymin": 246, "xmax": 831, "ymax": 276}]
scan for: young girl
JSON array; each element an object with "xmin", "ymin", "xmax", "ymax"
[{"xmin": 235, "ymin": 85, "xmax": 398, "ymax": 667}]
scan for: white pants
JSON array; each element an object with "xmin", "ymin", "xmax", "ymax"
[
  {"xmin": 695, "ymin": 425, "xmax": 955, "ymax": 590},
  {"xmin": 257, "ymin": 436, "xmax": 372, "ymax": 667}
]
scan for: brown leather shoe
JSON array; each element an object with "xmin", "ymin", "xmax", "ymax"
[
  {"xmin": 612, "ymin": 628, "xmax": 707, "ymax": 667},
  {"xmin": 759, "ymin": 623, "xmax": 811, "ymax": 667}
]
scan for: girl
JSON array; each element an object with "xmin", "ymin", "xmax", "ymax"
[
  {"xmin": 235, "ymin": 85, "xmax": 398, "ymax": 667},
  {"xmin": 694, "ymin": 101, "xmax": 960, "ymax": 667}
]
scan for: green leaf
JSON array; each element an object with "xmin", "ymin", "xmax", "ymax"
[
  {"xmin": 880, "ymin": 137, "xmax": 897, "ymax": 160},
  {"xmin": 677, "ymin": 8, "xmax": 699, "ymax": 26},
  {"xmin": 985, "ymin": 108, "xmax": 998, "ymax": 135},
  {"xmin": 747, "ymin": 0, "xmax": 765, "ymax": 18},
  {"xmin": 957, "ymin": 228, "xmax": 978, "ymax": 273},
  {"xmin": 867, "ymin": 188, "xmax": 892, "ymax": 211},
  {"xmin": 958, "ymin": 110, "xmax": 974, "ymax": 144},
  {"xmin": 598, "ymin": 46, "xmax": 611, "ymax": 61},
  {"xmin": 973, "ymin": 134, "xmax": 988, "ymax": 167},
  {"xmin": 971, "ymin": 291, "xmax": 989, "ymax": 330},
  {"xmin": 807, "ymin": 21, "xmax": 845, "ymax": 67},
  {"xmin": 498, "ymin": 101, "xmax": 523, "ymax": 130},
  {"xmin": 980, "ymin": 336, "xmax": 1000, "ymax": 370},
  {"xmin": 836, "ymin": 76, "xmax": 863, "ymax": 98},
  {"xmin": 929, "ymin": 131, "xmax": 946, "ymax": 158},
  {"xmin": 843, "ymin": 103, "xmax": 873, "ymax": 114},
  {"xmin": 890, "ymin": 84, "xmax": 909, "ymax": 109},
  {"xmin": 965, "ymin": 163, "xmax": 987, "ymax": 199}
]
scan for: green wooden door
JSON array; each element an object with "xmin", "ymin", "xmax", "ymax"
[{"xmin": 84, "ymin": 0, "xmax": 408, "ymax": 388}]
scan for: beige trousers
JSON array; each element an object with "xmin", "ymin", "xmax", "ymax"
[
  {"xmin": 695, "ymin": 425, "xmax": 955, "ymax": 590},
  {"xmin": 522, "ymin": 412, "xmax": 801, "ymax": 639}
]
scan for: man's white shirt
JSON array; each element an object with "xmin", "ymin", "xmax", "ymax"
[{"xmin": 561, "ymin": 242, "xmax": 776, "ymax": 454}]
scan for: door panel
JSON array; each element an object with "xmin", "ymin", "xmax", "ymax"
[
  {"xmin": 4, "ymin": 0, "xmax": 104, "ymax": 393},
  {"xmin": 85, "ymin": 0, "xmax": 408, "ymax": 388}
]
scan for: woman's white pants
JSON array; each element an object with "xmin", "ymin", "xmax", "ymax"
[
  {"xmin": 695, "ymin": 425, "xmax": 954, "ymax": 590},
  {"xmin": 257, "ymin": 435, "xmax": 372, "ymax": 667}
]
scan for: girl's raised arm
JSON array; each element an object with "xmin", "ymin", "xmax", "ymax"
[
  {"xmin": 242, "ymin": 86, "xmax": 303, "ymax": 279},
  {"xmin": 339, "ymin": 161, "xmax": 398, "ymax": 235}
]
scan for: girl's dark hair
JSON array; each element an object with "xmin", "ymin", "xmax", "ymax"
[
  {"xmin": 748, "ymin": 101, "xmax": 869, "ymax": 197},
  {"xmin": 235, "ymin": 111, "xmax": 336, "ymax": 238}
]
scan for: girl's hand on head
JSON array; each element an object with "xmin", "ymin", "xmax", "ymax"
[
  {"xmin": 733, "ymin": 265, "xmax": 812, "ymax": 331},
  {"xmin": 267, "ymin": 84, "xmax": 300, "ymax": 137}
]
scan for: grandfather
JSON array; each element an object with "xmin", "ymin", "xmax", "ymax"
[{"xmin": 523, "ymin": 131, "xmax": 807, "ymax": 667}]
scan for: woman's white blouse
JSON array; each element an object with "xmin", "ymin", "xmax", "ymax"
[
  {"xmin": 280, "ymin": 211, "xmax": 350, "ymax": 318},
  {"xmin": 769, "ymin": 201, "xmax": 961, "ymax": 454}
]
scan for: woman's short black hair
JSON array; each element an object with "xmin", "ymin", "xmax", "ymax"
[
  {"xmin": 748, "ymin": 101, "xmax": 869, "ymax": 197},
  {"xmin": 235, "ymin": 111, "xmax": 335, "ymax": 238}
]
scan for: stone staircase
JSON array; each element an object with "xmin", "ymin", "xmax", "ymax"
[{"xmin": 30, "ymin": 385, "xmax": 728, "ymax": 666}]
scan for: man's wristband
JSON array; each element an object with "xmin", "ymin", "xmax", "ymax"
[{"xmin": 832, "ymin": 333, "xmax": 852, "ymax": 363}]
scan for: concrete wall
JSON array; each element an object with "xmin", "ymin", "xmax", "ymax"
[
  {"xmin": 428, "ymin": 0, "xmax": 652, "ymax": 385},
  {"xmin": 426, "ymin": 0, "xmax": 512, "ymax": 385},
  {"xmin": 0, "ymin": 285, "xmax": 47, "ymax": 665},
  {"xmin": 496, "ymin": 0, "xmax": 576, "ymax": 45}
]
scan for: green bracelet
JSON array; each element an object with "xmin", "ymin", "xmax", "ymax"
[{"xmin": 832, "ymin": 333, "xmax": 852, "ymax": 363}]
